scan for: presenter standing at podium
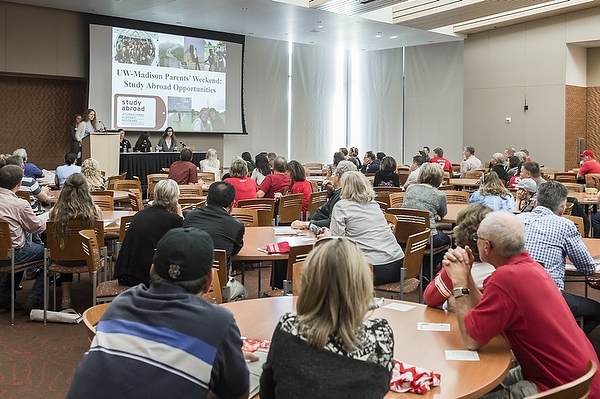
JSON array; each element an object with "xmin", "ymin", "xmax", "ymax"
[{"xmin": 75, "ymin": 108, "xmax": 104, "ymax": 163}]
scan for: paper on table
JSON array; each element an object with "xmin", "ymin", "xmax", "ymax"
[
  {"xmin": 273, "ymin": 227, "xmax": 298, "ymax": 236},
  {"xmin": 445, "ymin": 350, "xmax": 480, "ymax": 361},
  {"xmin": 565, "ymin": 259, "xmax": 600, "ymax": 272},
  {"xmin": 248, "ymin": 349, "xmax": 269, "ymax": 397},
  {"xmin": 417, "ymin": 322, "xmax": 450, "ymax": 331},
  {"xmin": 383, "ymin": 302, "xmax": 415, "ymax": 312}
]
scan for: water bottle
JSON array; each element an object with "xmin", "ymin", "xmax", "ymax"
[{"xmin": 155, "ymin": 145, "xmax": 161, "ymax": 153}]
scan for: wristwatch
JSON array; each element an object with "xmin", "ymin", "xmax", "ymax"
[{"xmin": 453, "ymin": 287, "xmax": 470, "ymax": 298}]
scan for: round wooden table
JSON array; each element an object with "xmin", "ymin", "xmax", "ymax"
[{"xmin": 222, "ymin": 296, "xmax": 511, "ymax": 399}]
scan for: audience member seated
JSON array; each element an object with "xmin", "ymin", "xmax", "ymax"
[
  {"xmin": 506, "ymin": 155, "xmax": 520, "ymax": 180},
  {"xmin": 429, "ymin": 147, "xmax": 452, "ymax": 172},
  {"xmin": 515, "ymin": 178, "xmax": 537, "ymax": 212},
  {"xmin": 251, "ymin": 152, "xmax": 271, "ymax": 185},
  {"xmin": 403, "ymin": 155, "xmax": 426, "ymax": 189},
  {"xmin": 55, "ymin": 153, "xmax": 81, "ymax": 189},
  {"xmin": 421, "ymin": 146, "xmax": 430, "ymax": 162},
  {"xmin": 402, "ymin": 163, "xmax": 451, "ymax": 281},
  {"xmin": 67, "ymin": 228, "xmax": 250, "ymax": 399},
  {"xmin": 168, "ymin": 148, "xmax": 199, "ymax": 185},
  {"xmin": 326, "ymin": 151, "xmax": 345, "ymax": 177},
  {"xmin": 488, "ymin": 153, "xmax": 508, "ymax": 181},
  {"xmin": 48, "ymin": 173, "xmax": 103, "ymax": 309},
  {"xmin": 5, "ymin": 155, "xmax": 51, "ymax": 206},
  {"xmin": 468, "ymin": 172, "xmax": 515, "ymax": 212},
  {"xmin": 114, "ymin": 179, "xmax": 183, "ymax": 286},
  {"xmin": 291, "ymin": 161, "xmax": 356, "ymax": 230},
  {"xmin": 133, "ymin": 131, "xmax": 152, "ymax": 152},
  {"xmin": 225, "ymin": 156, "xmax": 258, "ymax": 207},
  {"xmin": 424, "ymin": 203, "xmax": 494, "ymax": 311},
  {"xmin": 200, "ymin": 148, "xmax": 221, "ymax": 181},
  {"xmin": 324, "ymin": 171, "xmax": 404, "ymax": 285},
  {"xmin": 13, "ymin": 148, "xmax": 44, "ymax": 179},
  {"xmin": 360, "ymin": 151, "xmax": 380, "ymax": 174},
  {"xmin": 286, "ymin": 160, "xmax": 312, "ymax": 218},
  {"xmin": 460, "ymin": 146, "xmax": 482, "ymax": 178},
  {"xmin": 374, "ymin": 156, "xmax": 400, "ymax": 187},
  {"xmin": 183, "ymin": 181, "xmax": 245, "ymax": 272},
  {"xmin": 518, "ymin": 181, "xmax": 600, "ymax": 334},
  {"xmin": 157, "ymin": 127, "xmax": 178, "ymax": 152},
  {"xmin": 241, "ymin": 151, "xmax": 255, "ymax": 174},
  {"xmin": 260, "ymin": 237, "xmax": 394, "ymax": 399},
  {"xmin": 348, "ymin": 146, "xmax": 361, "ymax": 169},
  {"xmin": 577, "ymin": 149, "xmax": 600, "ymax": 181},
  {"xmin": 81, "ymin": 158, "xmax": 108, "ymax": 191},
  {"xmin": 520, "ymin": 161, "xmax": 546, "ymax": 187},
  {"xmin": 443, "ymin": 211, "xmax": 600, "ymax": 398},
  {"xmin": 0, "ymin": 164, "xmax": 46, "ymax": 311},
  {"xmin": 257, "ymin": 157, "xmax": 291, "ymax": 199}
]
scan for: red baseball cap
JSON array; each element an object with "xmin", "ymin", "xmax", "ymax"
[{"xmin": 580, "ymin": 150, "xmax": 595, "ymax": 158}]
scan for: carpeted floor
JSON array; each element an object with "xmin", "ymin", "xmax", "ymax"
[{"xmin": 1, "ymin": 268, "xmax": 600, "ymax": 399}]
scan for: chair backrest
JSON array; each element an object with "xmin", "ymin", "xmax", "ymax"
[
  {"xmin": 386, "ymin": 208, "xmax": 430, "ymax": 245},
  {"xmin": 203, "ymin": 268, "xmax": 222, "ymax": 304},
  {"xmin": 562, "ymin": 182, "xmax": 584, "ymax": 193},
  {"xmin": 238, "ymin": 198, "xmax": 276, "ymax": 226},
  {"xmin": 585, "ymin": 174, "xmax": 600, "ymax": 189},
  {"xmin": 92, "ymin": 195, "xmax": 114, "ymax": 211},
  {"xmin": 464, "ymin": 170, "xmax": 484, "ymax": 179},
  {"xmin": 113, "ymin": 179, "xmax": 142, "ymax": 192},
  {"xmin": 403, "ymin": 229, "xmax": 431, "ymax": 280},
  {"xmin": 146, "ymin": 173, "xmax": 169, "ymax": 200},
  {"xmin": 389, "ymin": 192, "xmax": 405, "ymax": 208},
  {"xmin": 178, "ymin": 196, "xmax": 206, "ymax": 211},
  {"xmin": 364, "ymin": 173, "xmax": 375, "ymax": 184},
  {"xmin": 119, "ymin": 215, "xmax": 135, "ymax": 243},
  {"xmin": 90, "ymin": 190, "xmax": 115, "ymax": 198},
  {"xmin": 178, "ymin": 184, "xmax": 202, "ymax": 197},
  {"xmin": 398, "ymin": 170, "xmax": 410, "ymax": 185},
  {"xmin": 291, "ymin": 261, "xmax": 304, "ymax": 296},
  {"xmin": 444, "ymin": 190, "xmax": 470, "ymax": 204},
  {"xmin": 373, "ymin": 187, "xmax": 404, "ymax": 195},
  {"xmin": 564, "ymin": 202, "xmax": 574, "ymax": 216},
  {"xmin": 309, "ymin": 179, "xmax": 319, "ymax": 193},
  {"xmin": 46, "ymin": 220, "xmax": 103, "ymax": 264},
  {"xmin": 206, "ymin": 249, "xmax": 227, "ymax": 304},
  {"xmin": 286, "ymin": 244, "xmax": 314, "ymax": 281},
  {"xmin": 554, "ymin": 172, "xmax": 578, "ymax": 183},
  {"xmin": 16, "ymin": 190, "xmax": 31, "ymax": 204},
  {"xmin": 307, "ymin": 191, "xmax": 328, "ymax": 219},
  {"xmin": 526, "ymin": 360, "xmax": 597, "ymax": 399},
  {"xmin": 563, "ymin": 215, "xmax": 586, "ymax": 237},
  {"xmin": 231, "ymin": 208, "xmax": 258, "ymax": 227},
  {"xmin": 278, "ymin": 193, "xmax": 304, "ymax": 224},
  {"xmin": 79, "ymin": 229, "xmax": 104, "ymax": 277},
  {"xmin": 0, "ymin": 220, "xmax": 13, "ymax": 262},
  {"xmin": 82, "ymin": 303, "xmax": 110, "ymax": 342},
  {"xmin": 198, "ymin": 172, "xmax": 216, "ymax": 183},
  {"xmin": 107, "ymin": 172, "xmax": 127, "ymax": 190},
  {"xmin": 127, "ymin": 192, "xmax": 141, "ymax": 211}
]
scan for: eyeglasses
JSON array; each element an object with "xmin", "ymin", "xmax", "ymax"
[{"xmin": 472, "ymin": 233, "xmax": 492, "ymax": 248}]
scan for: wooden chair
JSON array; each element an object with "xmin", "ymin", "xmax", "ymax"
[
  {"xmin": 238, "ymin": 198, "xmax": 277, "ymax": 226},
  {"xmin": 386, "ymin": 208, "xmax": 450, "ymax": 301},
  {"xmin": 562, "ymin": 182, "xmax": 584, "ymax": 193},
  {"xmin": 564, "ymin": 202, "xmax": 574, "ymax": 216},
  {"xmin": 375, "ymin": 228, "xmax": 430, "ymax": 300},
  {"xmin": 90, "ymin": 190, "xmax": 115, "ymax": 198},
  {"xmin": 585, "ymin": 174, "xmax": 600, "ymax": 189},
  {"xmin": 202, "ymin": 268, "xmax": 223, "ymax": 304},
  {"xmin": 464, "ymin": 170, "xmax": 484, "ymax": 179},
  {"xmin": 16, "ymin": 190, "xmax": 31, "ymax": 204},
  {"xmin": 127, "ymin": 192, "xmax": 141, "ymax": 211},
  {"xmin": 178, "ymin": 196, "xmax": 206, "ymax": 211},
  {"xmin": 309, "ymin": 179, "xmax": 319, "ymax": 193},
  {"xmin": 526, "ymin": 360, "xmax": 596, "ymax": 398},
  {"xmin": 231, "ymin": 208, "xmax": 258, "ymax": 227},
  {"xmin": 376, "ymin": 200, "xmax": 389, "ymax": 212},
  {"xmin": 80, "ymin": 229, "xmax": 129, "ymax": 304},
  {"xmin": 113, "ymin": 179, "xmax": 142, "ymax": 193},
  {"xmin": 374, "ymin": 187, "xmax": 402, "ymax": 209},
  {"xmin": 291, "ymin": 261, "xmax": 304, "ymax": 296},
  {"xmin": 385, "ymin": 213, "xmax": 398, "ymax": 232},
  {"xmin": 198, "ymin": 171, "xmax": 216, "ymax": 184},
  {"xmin": 389, "ymin": 192, "xmax": 405, "ymax": 208},
  {"xmin": 307, "ymin": 191, "xmax": 329, "ymax": 220},
  {"xmin": 265, "ymin": 244, "xmax": 313, "ymax": 296},
  {"xmin": 304, "ymin": 163, "xmax": 324, "ymax": 176},
  {"xmin": 277, "ymin": 193, "xmax": 304, "ymax": 225},
  {"xmin": 107, "ymin": 172, "xmax": 126, "ymax": 190},
  {"xmin": 563, "ymin": 215, "xmax": 586, "ymax": 237},
  {"xmin": 43, "ymin": 220, "xmax": 104, "ymax": 323},
  {"xmin": 92, "ymin": 195, "xmax": 114, "ymax": 211},
  {"xmin": 452, "ymin": 163, "xmax": 461, "ymax": 174},
  {"xmin": 115, "ymin": 214, "xmax": 135, "ymax": 258},
  {"xmin": 364, "ymin": 173, "xmax": 375, "ymax": 184},
  {"xmin": 0, "ymin": 220, "xmax": 45, "ymax": 324},
  {"xmin": 146, "ymin": 173, "xmax": 168, "ymax": 200},
  {"xmin": 178, "ymin": 184, "xmax": 203, "ymax": 197},
  {"xmin": 82, "ymin": 303, "xmax": 110, "ymax": 342},
  {"xmin": 444, "ymin": 190, "xmax": 470, "ymax": 204},
  {"xmin": 554, "ymin": 172, "xmax": 578, "ymax": 183}
]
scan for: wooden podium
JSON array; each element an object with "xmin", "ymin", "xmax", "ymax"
[{"xmin": 81, "ymin": 133, "xmax": 120, "ymax": 177}]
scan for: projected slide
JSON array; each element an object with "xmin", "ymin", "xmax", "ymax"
[{"xmin": 111, "ymin": 28, "xmax": 228, "ymax": 131}]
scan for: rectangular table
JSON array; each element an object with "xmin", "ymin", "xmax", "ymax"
[{"xmin": 119, "ymin": 151, "xmax": 206, "ymax": 187}]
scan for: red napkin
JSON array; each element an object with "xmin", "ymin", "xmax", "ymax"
[
  {"xmin": 265, "ymin": 241, "xmax": 290, "ymax": 254},
  {"xmin": 389, "ymin": 359, "xmax": 441, "ymax": 394}
]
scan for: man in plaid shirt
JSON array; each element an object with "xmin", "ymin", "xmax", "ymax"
[{"xmin": 518, "ymin": 180, "xmax": 600, "ymax": 334}]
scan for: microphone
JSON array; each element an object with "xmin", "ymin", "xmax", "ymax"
[
  {"xmin": 180, "ymin": 141, "xmax": 186, "ymax": 147},
  {"xmin": 98, "ymin": 121, "xmax": 107, "ymax": 131}
]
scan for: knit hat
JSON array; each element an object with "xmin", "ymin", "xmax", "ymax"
[
  {"xmin": 515, "ymin": 178, "xmax": 537, "ymax": 194},
  {"xmin": 153, "ymin": 228, "xmax": 214, "ymax": 282}
]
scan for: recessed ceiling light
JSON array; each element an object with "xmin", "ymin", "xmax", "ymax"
[
  {"xmin": 390, "ymin": 35, "xmax": 397, "ymax": 39},
  {"xmin": 375, "ymin": 35, "xmax": 382, "ymax": 38}
]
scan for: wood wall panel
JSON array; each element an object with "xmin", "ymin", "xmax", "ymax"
[
  {"xmin": 0, "ymin": 76, "xmax": 86, "ymax": 170},
  {"xmin": 588, "ymin": 87, "xmax": 600, "ymax": 161},
  {"xmin": 565, "ymin": 85, "xmax": 587, "ymax": 170}
]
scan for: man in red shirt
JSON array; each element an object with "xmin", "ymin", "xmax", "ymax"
[
  {"xmin": 577, "ymin": 149, "xmax": 600, "ymax": 181},
  {"xmin": 168, "ymin": 148, "xmax": 199, "ymax": 185},
  {"xmin": 428, "ymin": 147, "xmax": 452, "ymax": 172},
  {"xmin": 257, "ymin": 157, "xmax": 290, "ymax": 198},
  {"xmin": 443, "ymin": 211, "xmax": 600, "ymax": 398}
]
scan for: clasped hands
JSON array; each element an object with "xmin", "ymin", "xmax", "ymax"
[{"xmin": 442, "ymin": 246, "xmax": 474, "ymax": 287}]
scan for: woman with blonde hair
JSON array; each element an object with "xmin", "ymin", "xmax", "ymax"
[
  {"xmin": 114, "ymin": 179, "xmax": 183, "ymax": 287},
  {"xmin": 224, "ymin": 156, "xmax": 258, "ymax": 207},
  {"xmin": 81, "ymin": 158, "xmax": 107, "ymax": 191},
  {"xmin": 468, "ymin": 171, "xmax": 515, "ymax": 211},
  {"xmin": 260, "ymin": 237, "xmax": 394, "ymax": 398},
  {"xmin": 199, "ymin": 148, "xmax": 221, "ymax": 181},
  {"xmin": 48, "ymin": 173, "xmax": 103, "ymax": 309},
  {"xmin": 325, "ymin": 171, "xmax": 404, "ymax": 285}
]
